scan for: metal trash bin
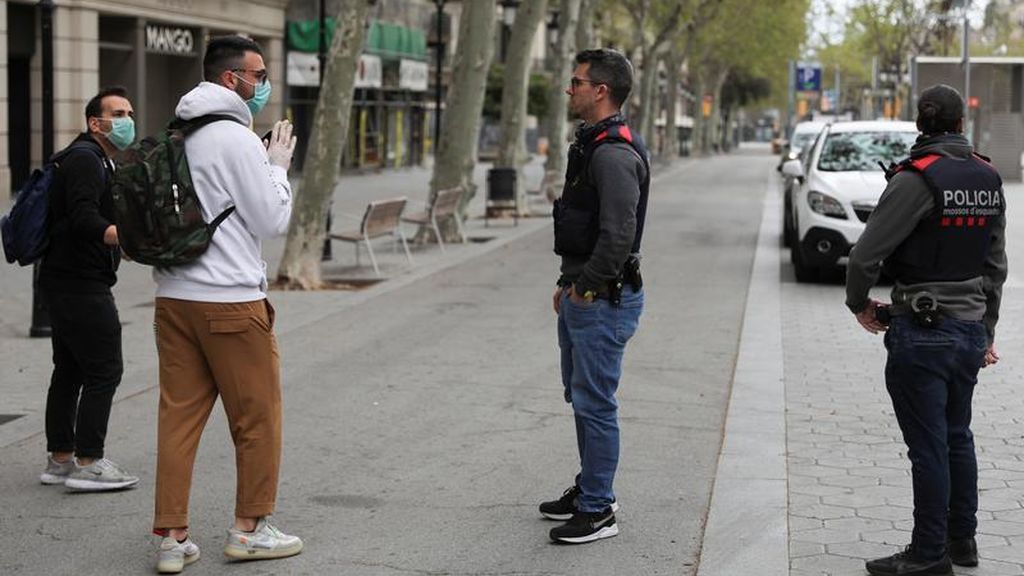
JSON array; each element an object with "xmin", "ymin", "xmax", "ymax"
[{"xmin": 486, "ymin": 167, "xmax": 518, "ymax": 226}]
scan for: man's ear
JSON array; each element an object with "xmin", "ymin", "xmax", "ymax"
[{"xmin": 220, "ymin": 69, "xmax": 237, "ymax": 89}]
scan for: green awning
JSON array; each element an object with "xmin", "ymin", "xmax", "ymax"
[
  {"xmin": 287, "ymin": 19, "xmax": 427, "ymax": 61},
  {"xmin": 366, "ymin": 21, "xmax": 427, "ymax": 61},
  {"xmin": 287, "ymin": 19, "xmax": 337, "ymax": 53}
]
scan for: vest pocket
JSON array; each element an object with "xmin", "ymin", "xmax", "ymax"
[{"xmin": 553, "ymin": 205, "xmax": 598, "ymax": 256}]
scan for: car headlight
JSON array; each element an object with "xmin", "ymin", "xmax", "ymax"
[{"xmin": 807, "ymin": 191, "xmax": 847, "ymax": 219}]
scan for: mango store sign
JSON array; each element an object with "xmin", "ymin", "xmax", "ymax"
[{"xmin": 145, "ymin": 25, "xmax": 196, "ymax": 56}]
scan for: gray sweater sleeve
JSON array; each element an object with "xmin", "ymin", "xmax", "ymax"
[
  {"xmin": 576, "ymin": 143, "xmax": 646, "ymax": 294},
  {"xmin": 845, "ymin": 171, "xmax": 933, "ymax": 313},
  {"xmin": 982, "ymin": 207, "xmax": 1007, "ymax": 343}
]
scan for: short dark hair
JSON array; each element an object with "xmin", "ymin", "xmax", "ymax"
[
  {"xmin": 84, "ymin": 86, "xmax": 129, "ymax": 121},
  {"xmin": 917, "ymin": 84, "xmax": 964, "ymax": 135},
  {"xmin": 574, "ymin": 48, "xmax": 634, "ymax": 107},
  {"xmin": 203, "ymin": 35, "xmax": 263, "ymax": 82}
]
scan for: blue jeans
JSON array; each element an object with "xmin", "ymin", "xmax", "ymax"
[
  {"xmin": 557, "ymin": 286, "xmax": 643, "ymax": 512},
  {"xmin": 884, "ymin": 315, "xmax": 988, "ymax": 560}
]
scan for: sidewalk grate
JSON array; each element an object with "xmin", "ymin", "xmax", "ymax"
[{"xmin": 0, "ymin": 414, "xmax": 24, "ymax": 426}]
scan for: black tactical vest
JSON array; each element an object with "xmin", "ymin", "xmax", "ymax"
[
  {"xmin": 552, "ymin": 116, "xmax": 650, "ymax": 258},
  {"xmin": 882, "ymin": 152, "xmax": 1004, "ymax": 284}
]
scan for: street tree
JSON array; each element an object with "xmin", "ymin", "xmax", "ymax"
[
  {"xmin": 689, "ymin": 0, "xmax": 805, "ymax": 153},
  {"xmin": 427, "ymin": 0, "xmax": 497, "ymax": 239},
  {"xmin": 277, "ymin": 0, "xmax": 371, "ymax": 289},
  {"xmin": 660, "ymin": 0, "xmax": 721, "ymax": 160},
  {"xmin": 576, "ymin": 0, "xmax": 596, "ymax": 50},
  {"xmin": 496, "ymin": 0, "xmax": 549, "ymax": 215},
  {"xmin": 542, "ymin": 0, "xmax": 582, "ymax": 201}
]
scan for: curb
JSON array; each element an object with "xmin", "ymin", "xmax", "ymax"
[{"xmin": 696, "ymin": 167, "xmax": 789, "ymax": 575}]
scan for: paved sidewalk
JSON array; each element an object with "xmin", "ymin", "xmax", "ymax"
[
  {"xmin": 783, "ymin": 181, "xmax": 1024, "ymax": 576},
  {"xmin": 0, "ymin": 156, "xmax": 552, "ymax": 449},
  {"xmin": 701, "ymin": 173, "xmax": 1024, "ymax": 575}
]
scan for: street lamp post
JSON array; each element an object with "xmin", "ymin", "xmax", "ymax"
[
  {"xmin": 500, "ymin": 0, "xmax": 520, "ymax": 62},
  {"xmin": 546, "ymin": 9, "xmax": 560, "ymax": 70},
  {"xmin": 319, "ymin": 0, "xmax": 333, "ymax": 261},
  {"xmin": 31, "ymin": 0, "xmax": 55, "ymax": 338},
  {"xmin": 434, "ymin": 0, "xmax": 445, "ymax": 155}
]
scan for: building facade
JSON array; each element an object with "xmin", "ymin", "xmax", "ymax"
[
  {"xmin": 2, "ymin": 0, "xmax": 289, "ymax": 197},
  {"xmin": 285, "ymin": 0, "xmax": 458, "ymax": 171}
]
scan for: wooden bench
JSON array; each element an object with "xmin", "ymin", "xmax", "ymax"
[
  {"xmin": 329, "ymin": 197, "xmax": 412, "ymax": 276},
  {"xmin": 401, "ymin": 186, "xmax": 466, "ymax": 252}
]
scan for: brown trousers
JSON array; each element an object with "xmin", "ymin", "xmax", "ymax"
[{"xmin": 153, "ymin": 297, "xmax": 281, "ymax": 530}]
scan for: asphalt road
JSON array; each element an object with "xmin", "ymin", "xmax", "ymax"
[{"xmin": 0, "ymin": 146, "xmax": 774, "ymax": 575}]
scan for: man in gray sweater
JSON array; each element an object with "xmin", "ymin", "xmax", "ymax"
[
  {"xmin": 540, "ymin": 48, "xmax": 649, "ymax": 545},
  {"xmin": 846, "ymin": 84, "xmax": 1006, "ymax": 576}
]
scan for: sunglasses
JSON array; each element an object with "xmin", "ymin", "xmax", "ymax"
[{"xmin": 570, "ymin": 77, "xmax": 603, "ymax": 89}]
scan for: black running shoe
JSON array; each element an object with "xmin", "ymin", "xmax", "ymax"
[
  {"xmin": 948, "ymin": 537, "xmax": 978, "ymax": 567},
  {"xmin": 539, "ymin": 485, "xmax": 619, "ymax": 521},
  {"xmin": 549, "ymin": 507, "xmax": 618, "ymax": 544},
  {"xmin": 865, "ymin": 547, "xmax": 953, "ymax": 576}
]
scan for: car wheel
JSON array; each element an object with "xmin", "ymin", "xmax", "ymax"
[{"xmin": 791, "ymin": 243, "xmax": 819, "ymax": 283}]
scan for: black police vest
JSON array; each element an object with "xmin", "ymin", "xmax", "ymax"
[
  {"xmin": 882, "ymin": 153, "xmax": 1004, "ymax": 284},
  {"xmin": 552, "ymin": 119, "xmax": 650, "ymax": 258}
]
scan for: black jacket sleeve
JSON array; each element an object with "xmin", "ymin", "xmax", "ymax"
[{"xmin": 60, "ymin": 149, "xmax": 111, "ymax": 243}]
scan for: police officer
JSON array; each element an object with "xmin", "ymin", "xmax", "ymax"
[
  {"xmin": 539, "ymin": 48, "xmax": 649, "ymax": 545},
  {"xmin": 846, "ymin": 84, "xmax": 1006, "ymax": 576}
]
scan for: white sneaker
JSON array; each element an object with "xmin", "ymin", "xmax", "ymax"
[
  {"xmin": 156, "ymin": 536, "xmax": 200, "ymax": 574},
  {"xmin": 224, "ymin": 517, "xmax": 303, "ymax": 561},
  {"xmin": 64, "ymin": 457, "xmax": 139, "ymax": 492},
  {"xmin": 40, "ymin": 456, "xmax": 74, "ymax": 485}
]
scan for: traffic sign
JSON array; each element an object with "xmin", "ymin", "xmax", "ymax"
[{"xmin": 796, "ymin": 62, "xmax": 822, "ymax": 92}]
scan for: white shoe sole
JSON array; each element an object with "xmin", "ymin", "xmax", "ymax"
[
  {"xmin": 156, "ymin": 550, "xmax": 200, "ymax": 574},
  {"xmin": 541, "ymin": 501, "xmax": 620, "ymax": 521},
  {"xmin": 40, "ymin": 473, "xmax": 69, "ymax": 485},
  {"xmin": 552, "ymin": 524, "xmax": 619, "ymax": 544},
  {"xmin": 224, "ymin": 540, "xmax": 303, "ymax": 561},
  {"xmin": 65, "ymin": 477, "xmax": 139, "ymax": 491}
]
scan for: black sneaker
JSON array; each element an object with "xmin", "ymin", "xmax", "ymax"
[
  {"xmin": 865, "ymin": 547, "xmax": 953, "ymax": 576},
  {"xmin": 539, "ymin": 485, "xmax": 619, "ymax": 521},
  {"xmin": 948, "ymin": 537, "xmax": 978, "ymax": 567},
  {"xmin": 549, "ymin": 507, "xmax": 618, "ymax": 544}
]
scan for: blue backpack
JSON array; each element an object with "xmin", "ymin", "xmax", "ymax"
[{"xmin": 1, "ymin": 142, "xmax": 104, "ymax": 266}]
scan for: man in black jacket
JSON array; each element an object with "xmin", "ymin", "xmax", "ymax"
[
  {"xmin": 38, "ymin": 86, "xmax": 139, "ymax": 492},
  {"xmin": 540, "ymin": 49, "xmax": 649, "ymax": 545},
  {"xmin": 847, "ymin": 84, "xmax": 1006, "ymax": 576}
]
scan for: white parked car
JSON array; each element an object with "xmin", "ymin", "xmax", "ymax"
[
  {"xmin": 779, "ymin": 121, "xmax": 827, "ymax": 247},
  {"xmin": 782, "ymin": 120, "xmax": 919, "ymax": 282}
]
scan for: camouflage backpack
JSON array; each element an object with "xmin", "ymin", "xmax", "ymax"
[{"xmin": 111, "ymin": 115, "xmax": 239, "ymax": 267}]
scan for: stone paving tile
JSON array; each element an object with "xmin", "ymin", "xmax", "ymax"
[{"xmin": 783, "ymin": 220, "xmax": 1024, "ymax": 576}]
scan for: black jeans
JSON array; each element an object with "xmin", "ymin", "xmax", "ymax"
[
  {"xmin": 884, "ymin": 315, "xmax": 988, "ymax": 560},
  {"xmin": 43, "ymin": 289, "xmax": 123, "ymax": 459}
]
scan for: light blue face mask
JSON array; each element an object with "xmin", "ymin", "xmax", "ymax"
[
  {"xmin": 234, "ymin": 73, "xmax": 272, "ymax": 117},
  {"xmin": 102, "ymin": 117, "xmax": 135, "ymax": 150}
]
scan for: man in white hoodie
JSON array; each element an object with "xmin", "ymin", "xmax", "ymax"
[{"xmin": 151, "ymin": 35, "xmax": 300, "ymax": 574}]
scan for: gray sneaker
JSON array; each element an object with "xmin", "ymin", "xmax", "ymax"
[
  {"xmin": 64, "ymin": 458, "xmax": 140, "ymax": 492},
  {"xmin": 156, "ymin": 535, "xmax": 200, "ymax": 573},
  {"xmin": 224, "ymin": 517, "xmax": 303, "ymax": 561},
  {"xmin": 40, "ymin": 456, "xmax": 74, "ymax": 485}
]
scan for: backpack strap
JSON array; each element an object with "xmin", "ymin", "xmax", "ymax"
[
  {"xmin": 168, "ymin": 114, "xmax": 241, "ymax": 135},
  {"xmin": 208, "ymin": 206, "xmax": 235, "ymax": 232}
]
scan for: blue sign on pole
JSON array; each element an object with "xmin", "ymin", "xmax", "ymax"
[{"xmin": 796, "ymin": 62, "xmax": 822, "ymax": 92}]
